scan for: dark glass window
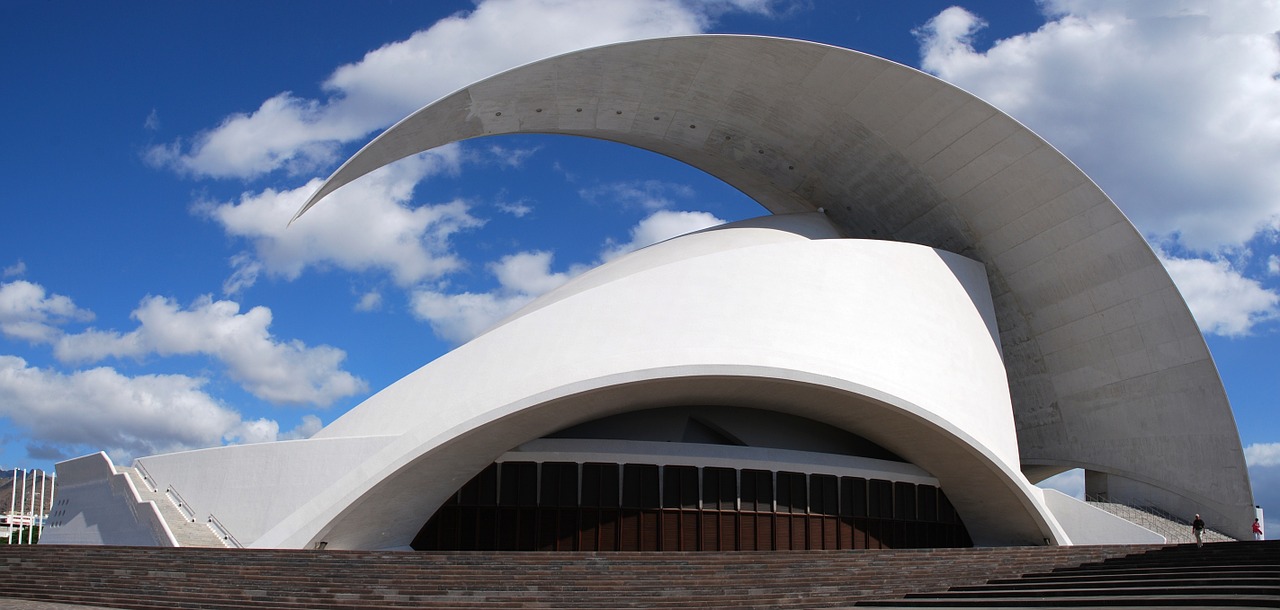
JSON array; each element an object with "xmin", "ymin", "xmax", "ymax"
[
  {"xmin": 541, "ymin": 462, "xmax": 579, "ymax": 507},
  {"xmin": 500, "ymin": 461, "xmax": 538, "ymax": 507},
  {"xmin": 581, "ymin": 463, "xmax": 619, "ymax": 508},
  {"xmin": 663, "ymin": 465, "xmax": 699, "ymax": 509},
  {"xmin": 810, "ymin": 474, "xmax": 838, "ymax": 516},
  {"xmin": 841, "ymin": 477, "xmax": 867, "ymax": 518},
  {"xmin": 741, "ymin": 469, "xmax": 773, "ymax": 512},
  {"xmin": 893, "ymin": 482, "xmax": 916, "ymax": 521},
  {"xmin": 776, "ymin": 472, "xmax": 807, "ymax": 514},
  {"xmin": 868, "ymin": 479, "xmax": 893, "ymax": 519},
  {"xmin": 622, "ymin": 464, "xmax": 660, "ymax": 509},
  {"xmin": 702, "ymin": 467, "xmax": 736, "ymax": 511},
  {"xmin": 918, "ymin": 485, "xmax": 938, "ymax": 522}
]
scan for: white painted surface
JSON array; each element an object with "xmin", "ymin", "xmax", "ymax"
[
  {"xmin": 253, "ymin": 215, "xmax": 1064, "ymax": 550},
  {"xmin": 134, "ymin": 435, "xmax": 394, "ymax": 546},
  {"xmin": 41, "ymin": 452, "xmax": 174, "ymax": 547},
  {"xmin": 298, "ymin": 35, "xmax": 1251, "ymax": 538},
  {"xmin": 1042, "ymin": 489, "xmax": 1165, "ymax": 545}
]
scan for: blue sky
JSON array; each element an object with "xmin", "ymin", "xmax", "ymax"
[{"xmin": 2, "ymin": 1, "xmax": 1279, "ymax": 521}]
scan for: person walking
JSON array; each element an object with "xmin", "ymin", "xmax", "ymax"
[
  {"xmin": 1192, "ymin": 514, "xmax": 1205, "ymax": 547},
  {"xmin": 1253, "ymin": 518, "xmax": 1264, "ymax": 541}
]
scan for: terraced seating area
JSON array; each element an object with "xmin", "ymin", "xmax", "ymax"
[{"xmin": 1, "ymin": 542, "xmax": 1274, "ymax": 609}]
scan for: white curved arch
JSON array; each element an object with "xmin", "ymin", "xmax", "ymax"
[
  {"xmin": 295, "ymin": 35, "xmax": 1253, "ymax": 538},
  {"xmin": 248, "ymin": 217, "xmax": 1062, "ymax": 549}
]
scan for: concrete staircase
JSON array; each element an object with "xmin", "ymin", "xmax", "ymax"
[
  {"xmin": 858, "ymin": 540, "xmax": 1280, "ymax": 607},
  {"xmin": 1086, "ymin": 500, "xmax": 1235, "ymax": 544},
  {"xmin": 117, "ymin": 467, "xmax": 226, "ymax": 548},
  {"xmin": 0, "ymin": 544, "xmax": 1144, "ymax": 609}
]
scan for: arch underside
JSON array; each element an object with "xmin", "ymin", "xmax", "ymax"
[
  {"xmin": 296, "ymin": 35, "xmax": 1253, "ymax": 540},
  {"xmin": 295, "ymin": 373, "xmax": 1051, "ymax": 550}
]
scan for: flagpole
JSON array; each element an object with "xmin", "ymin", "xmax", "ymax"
[
  {"xmin": 7, "ymin": 468, "xmax": 14, "ymax": 542},
  {"xmin": 17, "ymin": 470, "xmax": 27, "ymax": 544}
]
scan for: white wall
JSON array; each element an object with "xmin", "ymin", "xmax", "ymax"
[{"xmin": 42, "ymin": 452, "xmax": 173, "ymax": 547}]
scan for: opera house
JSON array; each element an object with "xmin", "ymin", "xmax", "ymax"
[{"xmin": 45, "ymin": 35, "xmax": 1254, "ymax": 550}]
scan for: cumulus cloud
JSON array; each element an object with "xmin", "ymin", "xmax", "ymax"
[
  {"xmin": 411, "ymin": 250, "xmax": 581, "ymax": 343},
  {"xmin": 1246, "ymin": 442, "xmax": 1280, "ymax": 467},
  {"xmin": 413, "ymin": 209, "xmax": 724, "ymax": 342},
  {"xmin": 147, "ymin": 0, "xmax": 778, "ymax": 180},
  {"xmin": 0, "ymin": 280, "xmax": 94, "ymax": 343},
  {"xmin": 916, "ymin": 1, "xmax": 1280, "ymax": 252},
  {"xmin": 54, "ymin": 295, "xmax": 366, "ymax": 406},
  {"xmin": 199, "ymin": 148, "xmax": 480, "ymax": 287},
  {"xmin": 0, "ymin": 355, "xmax": 301, "ymax": 460},
  {"xmin": 1159, "ymin": 251, "xmax": 1280, "ymax": 336},
  {"xmin": 3, "ymin": 261, "xmax": 25, "ymax": 277},
  {"xmin": 600, "ymin": 209, "xmax": 725, "ymax": 261}
]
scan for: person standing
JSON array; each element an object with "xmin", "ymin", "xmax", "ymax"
[
  {"xmin": 1253, "ymin": 518, "xmax": 1264, "ymax": 541},
  {"xmin": 1192, "ymin": 514, "xmax": 1205, "ymax": 547}
]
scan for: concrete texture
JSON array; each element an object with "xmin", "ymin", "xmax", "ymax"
[{"xmin": 298, "ymin": 35, "xmax": 1252, "ymax": 538}]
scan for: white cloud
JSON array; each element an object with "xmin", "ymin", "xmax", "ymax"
[
  {"xmin": 54, "ymin": 295, "xmax": 366, "ymax": 406},
  {"xmin": 1268, "ymin": 254, "xmax": 1280, "ymax": 275},
  {"xmin": 355, "ymin": 291, "xmax": 383, "ymax": 312},
  {"xmin": 1159, "ymin": 251, "xmax": 1280, "ymax": 336},
  {"xmin": 148, "ymin": 0, "xmax": 774, "ymax": 180},
  {"xmin": 411, "ymin": 289, "xmax": 533, "ymax": 345},
  {"xmin": 487, "ymin": 144, "xmax": 540, "ymax": 168},
  {"xmin": 221, "ymin": 253, "xmax": 263, "ymax": 296},
  {"xmin": 200, "ymin": 148, "xmax": 480, "ymax": 287},
  {"xmin": 3, "ymin": 261, "xmax": 25, "ymax": 277},
  {"xmin": 1246, "ymin": 442, "xmax": 1280, "ymax": 467},
  {"xmin": 497, "ymin": 200, "xmax": 533, "ymax": 218},
  {"xmin": 917, "ymin": 2, "xmax": 1280, "ymax": 252},
  {"xmin": 0, "ymin": 355, "xmax": 293, "ymax": 460},
  {"xmin": 1036, "ymin": 468, "xmax": 1084, "ymax": 500},
  {"xmin": 579, "ymin": 180, "xmax": 697, "ymax": 212},
  {"xmin": 412, "ymin": 209, "xmax": 724, "ymax": 343},
  {"xmin": 0, "ymin": 280, "xmax": 94, "ymax": 343},
  {"xmin": 600, "ymin": 209, "xmax": 725, "ymax": 261},
  {"xmin": 411, "ymin": 250, "xmax": 581, "ymax": 343}
]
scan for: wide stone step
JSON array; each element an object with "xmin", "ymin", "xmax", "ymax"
[
  {"xmin": 10, "ymin": 543, "xmax": 1271, "ymax": 609},
  {"xmin": 857, "ymin": 593, "xmax": 1280, "ymax": 607}
]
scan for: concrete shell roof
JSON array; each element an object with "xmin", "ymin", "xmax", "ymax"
[{"xmin": 297, "ymin": 35, "xmax": 1252, "ymax": 535}]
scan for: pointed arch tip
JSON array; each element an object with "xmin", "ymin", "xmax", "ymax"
[{"xmin": 288, "ymin": 187, "xmax": 328, "ymax": 227}]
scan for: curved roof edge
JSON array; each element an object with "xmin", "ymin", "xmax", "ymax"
[{"xmin": 295, "ymin": 34, "xmax": 1253, "ymax": 539}]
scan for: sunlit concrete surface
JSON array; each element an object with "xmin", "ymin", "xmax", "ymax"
[{"xmin": 50, "ymin": 35, "xmax": 1254, "ymax": 550}]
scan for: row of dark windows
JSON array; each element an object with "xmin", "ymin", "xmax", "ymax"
[{"xmin": 412, "ymin": 461, "xmax": 970, "ymax": 551}]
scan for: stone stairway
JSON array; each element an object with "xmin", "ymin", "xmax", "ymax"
[
  {"xmin": 117, "ymin": 467, "xmax": 226, "ymax": 548},
  {"xmin": 857, "ymin": 540, "xmax": 1280, "ymax": 607},
  {"xmin": 0, "ymin": 544, "xmax": 1145, "ymax": 609},
  {"xmin": 1086, "ymin": 500, "xmax": 1235, "ymax": 544}
]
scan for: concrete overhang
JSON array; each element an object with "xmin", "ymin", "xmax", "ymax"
[{"xmin": 295, "ymin": 35, "xmax": 1253, "ymax": 538}]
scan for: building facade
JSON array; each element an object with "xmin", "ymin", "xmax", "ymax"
[{"xmin": 45, "ymin": 35, "xmax": 1254, "ymax": 550}]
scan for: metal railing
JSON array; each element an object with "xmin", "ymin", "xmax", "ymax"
[
  {"xmin": 1085, "ymin": 495, "xmax": 1235, "ymax": 543},
  {"xmin": 132, "ymin": 461, "xmax": 159, "ymax": 493},
  {"xmin": 206, "ymin": 514, "xmax": 243, "ymax": 548},
  {"xmin": 164, "ymin": 486, "xmax": 197, "ymax": 523}
]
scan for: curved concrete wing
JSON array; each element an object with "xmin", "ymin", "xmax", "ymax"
[
  {"xmin": 257, "ymin": 214, "xmax": 1063, "ymax": 549},
  {"xmin": 296, "ymin": 35, "xmax": 1252, "ymax": 538}
]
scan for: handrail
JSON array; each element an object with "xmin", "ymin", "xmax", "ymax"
[
  {"xmin": 164, "ymin": 485, "xmax": 197, "ymax": 523},
  {"xmin": 1085, "ymin": 495, "xmax": 1234, "ymax": 541},
  {"xmin": 132, "ymin": 461, "xmax": 159, "ymax": 493},
  {"xmin": 206, "ymin": 514, "xmax": 243, "ymax": 548}
]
